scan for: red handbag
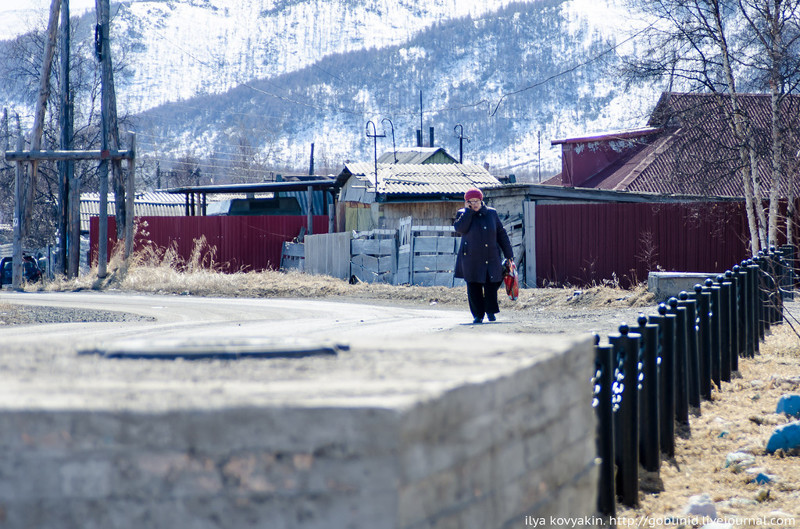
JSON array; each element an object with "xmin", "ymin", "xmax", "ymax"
[{"xmin": 503, "ymin": 259, "xmax": 519, "ymax": 301}]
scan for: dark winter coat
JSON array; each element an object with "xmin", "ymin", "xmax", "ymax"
[{"xmin": 453, "ymin": 205, "xmax": 513, "ymax": 283}]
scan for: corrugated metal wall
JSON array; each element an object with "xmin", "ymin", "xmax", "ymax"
[
  {"xmin": 90, "ymin": 216, "xmax": 329, "ymax": 272},
  {"xmin": 535, "ymin": 202, "xmax": 751, "ymax": 287}
]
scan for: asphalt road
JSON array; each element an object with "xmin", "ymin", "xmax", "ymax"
[
  {"xmin": 1, "ymin": 290, "xmax": 588, "ymax": 412},
  {"xmin": 0, "ymin": 291, "xmax": 471, "ymax": 354}
]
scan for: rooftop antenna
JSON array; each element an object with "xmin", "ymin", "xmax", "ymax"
[
  {"xmin": 365, "ymin": 120, "xmax": 385, "ymax": 189},
  {"xmin": 454, "ymin": 124, "xmax": 470, "ymax": 164},
  {"xmin": 381, "ymin": 117, "xmax": 397, "ymax": 163}
]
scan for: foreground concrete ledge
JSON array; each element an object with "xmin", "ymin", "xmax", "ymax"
[
  {"xmin": 0, "ymin": 333, "xmax": 584, "ymax": 412},
  {"xmin": 0, "ymin": 333, "xmax": 599, "ymax": 528},
  {"xmin": 647, "ymin": 271, "xmax": 715, "ymax": 301}
]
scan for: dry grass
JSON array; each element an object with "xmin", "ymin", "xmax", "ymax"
[
  {"xmin": 27, "ymin": 241, "xmax": 655, "ymax": 309},
  {"xmin": 617, "ymin": 323, "xmax": 800, "ymax": 526}
]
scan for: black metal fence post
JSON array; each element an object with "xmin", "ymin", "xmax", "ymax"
[
  {"xmin": 752, "ymin": 258, "xmax": 765, "ymax": 349},
  {"xmin": 695, "ymin": 284, "xmax": 712, "ymax": 400},
  {"xmin": 746, "ymin": 260, "xmax": 759, "ymax": 358},
  {"xmin": 610, "ymin": 324, "xmax": 641, "ymax": 508},
  {"xmin": 735, "ymin": 264, "xmax": 751, "ymax": 360},
  {"xmin": 637, "ymin": 314, "xmax": 661, "ymax": 473},
  {"xmin": 678, "ymin": 291, "xmax": 701, "ymax": 409},
  {"xmin": 716, "ymin": 274, "xmax": 732, "ymax": 383},
  {"xmin": 726, "ymin": 269, "xmax": 740, "ymax": 373},
  {"xmin": 705, "ymin": 278, "xmax": 722, "ymax": 390},
  {"xmin": 593, "ymin": 335, "xmax": 616, "ymax": 517},
  {"xmin": 667, "ymin": 297, "xmax": 690, "ymax": 425},
  {"xmin": 649, "ymin": 305, "xmax": 676, "ymax": 457}
]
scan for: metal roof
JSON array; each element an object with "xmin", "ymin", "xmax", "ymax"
[
  {"xmin": 163, "ymin": 179, "xmax": 340, "ymax": 195},
  {"xmin": 80, "ymin": 192, "xmax": 186, "ymax": 232},
  {"xmin": 376, "ymin": 147, "xmax": 457, "ymax": 164},
  {"xmin": 551, "ymin": 127, "xmax": 662, "ymax": 145},
  {"xmin": 342, "ymin": 162, "xmax": 502, "ymax": 197}
]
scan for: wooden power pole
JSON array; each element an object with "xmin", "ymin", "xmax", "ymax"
[
  {"xmin": 11, "ymin": 0, "xmax": 60, "ymax": 289},
  {"xmin": 4, "ymin": 0, "xmax": 135, "ymax": 285},
  {"xmin": 96, "ymin": 0, "xmax": 112, "ymax": 278},
  {"xmin": 59, "ymin": 0, "xmax": 74, "ymax": 277}
]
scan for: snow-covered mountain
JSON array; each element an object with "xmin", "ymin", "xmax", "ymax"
[{"xmin": 0, "ymin": 0, "xmax": 659, "ymax": 183}]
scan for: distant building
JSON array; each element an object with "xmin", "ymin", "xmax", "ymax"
[
  {"xmin": 336, "ymin": 154, "xmax": 502, "ymax": 231},
  {"xmin": 543, "ymin": 92, "xmax": 800, "ymax": 198}
]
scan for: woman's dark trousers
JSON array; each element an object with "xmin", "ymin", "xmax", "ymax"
[{"xmin": 467, "ymin": 281, "xmax": 502, "ymax": 319}]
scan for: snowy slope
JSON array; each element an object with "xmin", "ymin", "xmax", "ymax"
[
  {"xmin": 128, "ymin": 0, "xmax": 660, "ymax": 178},
  {"xmin": 107, "ymin": 0, "xmax": 558, "ymax": 113},
  {"xmin": 0, "ymin": 0, "xmax": 660, "ymax": 179}
]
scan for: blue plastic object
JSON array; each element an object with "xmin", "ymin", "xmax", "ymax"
[
  {"xmin": 766, "ymin": 422, "xmax": 800, "ymax": 453},
  {"xmin": 776, "ymin": 394, "xmax": 800, "ymax": 418}
]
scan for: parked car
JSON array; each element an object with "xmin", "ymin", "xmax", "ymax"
[{"xmin": 0, "ymin": 256, "xmax": 43, "ymax": 286}]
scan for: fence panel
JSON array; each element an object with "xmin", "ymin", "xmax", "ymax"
[
  {"xmin": 90, "ymin": 215, "xmax": 329, "ymax": 272},
  {"xmin": 533, "ymin": 202, "xmax": 750, "ymax": 287},
  {"xmin": 305, "ymin": 232, "xmax": 352, "ymax": 279}
]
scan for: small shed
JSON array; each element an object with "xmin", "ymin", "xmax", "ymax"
[{"xmin": 337, "ymin": 162, "xmax": 502, "ymax": 231}]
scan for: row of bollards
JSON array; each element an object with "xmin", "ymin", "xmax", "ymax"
[{"xmin": 592, "ymin": 246, "xmax": 795, "ymax": 516}]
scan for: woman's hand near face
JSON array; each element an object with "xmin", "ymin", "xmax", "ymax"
[{"xmin": 466, "ymin": 199, "xmax": 482, "ymax": 211}]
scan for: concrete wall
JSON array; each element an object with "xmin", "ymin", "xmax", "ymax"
[
  {"xmin": 647, "ymin": 271, "xmax": 714, "ymax": 301},
  {"xmin": 0, "ymin": 334, "xmax": 597, "ymax": 529}
]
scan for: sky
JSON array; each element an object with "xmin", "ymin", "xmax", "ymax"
[{"xmin": 0, "ymin": 0, "xmax": 97, "ymax": 40}]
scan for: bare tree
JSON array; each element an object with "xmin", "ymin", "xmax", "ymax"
[
  {"xmin": 0, "ymin": 3, "xmax": 133, "ymax": 250},
  {"xmin": 625, "ymin": 0, "xmax": 800, "ymax": 254},
  {"xmin": 737, "ymin": 0, "xmax": 800, "ymax": 244}
]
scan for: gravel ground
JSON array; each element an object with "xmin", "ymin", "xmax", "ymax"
[{"xmin": 0, "ymin": 303, "xmax": 154, "ymax": 326}]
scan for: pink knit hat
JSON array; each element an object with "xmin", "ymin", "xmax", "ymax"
[{"xmin": 464, "ymin": 188, "xmax": 483, "ymax": 201}]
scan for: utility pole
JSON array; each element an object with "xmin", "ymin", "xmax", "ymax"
[
  {"xmin": 124, "ymin": 131, "xmax": 136, "ymax": 259},
  {"xmin": 419, "ymin": 90, "xmax": 423, "ymax": 145},
  {"xmin": 59, "ymin": 0, "xmax": 74, "ymax": 277},
  {"xmin": 365, "ymin": 121, "xmax": 385, "ymax": 190},
  {"xmin": 537, "ymin": 131, "xmax": 541, "ymax": 182},
  {"xmin": 96, "ymin": 0, "xmax": 111, "ymax": 278},
  {"xmin": 12, "ymin": 135, "xmax": 24, "ymax": 290},
  {"xmin": 454, "ymin": 124, "xmax": 470, "ymax": 164},
  {"xmin": 12, "ymin": 0, "xmax": 60, "ymax": 288}
]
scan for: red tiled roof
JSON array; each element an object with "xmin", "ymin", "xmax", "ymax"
[{"xmin": 547, "ymin": 92, "xmax": 800, "ymax": 198}]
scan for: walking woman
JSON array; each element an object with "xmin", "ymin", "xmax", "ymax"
[{"xmin": 453, "ymin": 188, "xmax": 514, "ymax": 324}]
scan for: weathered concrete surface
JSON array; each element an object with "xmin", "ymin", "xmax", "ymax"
[
  {"xmin": 647, "ymin": 271, "xmax": 714, "ymax": 301},
  {"xmin": 0, "ymin": 331, "xmax": 597, "ymax": 529}
]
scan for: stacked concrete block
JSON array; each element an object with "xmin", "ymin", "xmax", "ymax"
[{"xmin": 0, "ymin": 334, "xmax": 597, "ymax": 528}]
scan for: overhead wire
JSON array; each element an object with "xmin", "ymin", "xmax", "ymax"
[{"xmin": 488, "ymin": 22, "xmax": 657, "ymax": 117}]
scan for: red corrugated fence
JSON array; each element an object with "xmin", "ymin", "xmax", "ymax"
[
  {"xmin": 535, "ymin": 202, "xmax": 752, "ymax": 287},
  {"xmin": 90, "ymin": 216, "xmax": 329, "ymax": 272}
]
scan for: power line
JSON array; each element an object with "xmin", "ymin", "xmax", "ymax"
[{"xmin": 489, "ymin": 22, "xmax": 656, "ymax": 117}]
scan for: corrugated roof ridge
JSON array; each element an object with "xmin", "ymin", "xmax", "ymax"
[{"xmin": 613, "ymin": 129, "xmax": 682, "ymax": 191}]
